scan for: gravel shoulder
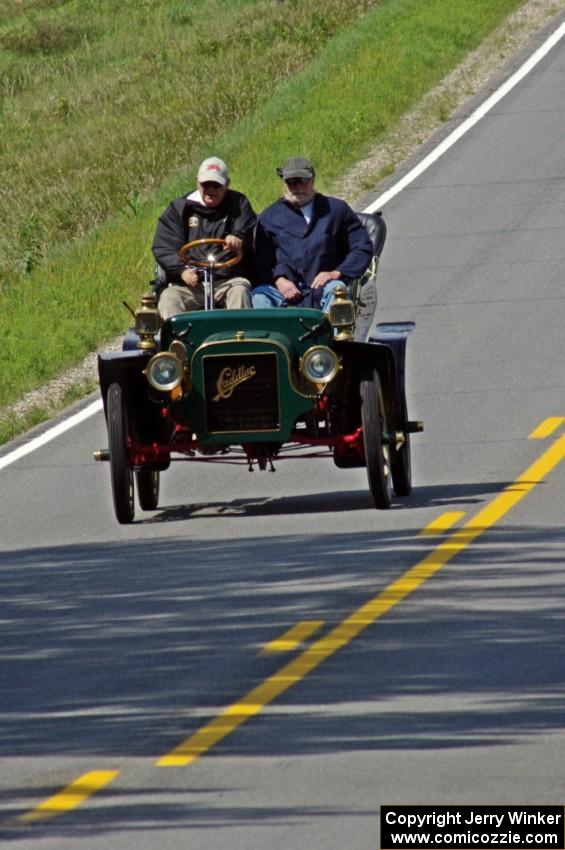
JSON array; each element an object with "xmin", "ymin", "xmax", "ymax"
[{"xmin": 2, "ymin": 0, "xmax": 561, "ymax": 433}]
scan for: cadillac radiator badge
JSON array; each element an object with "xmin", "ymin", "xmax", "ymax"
[{"xmin": 213, "ymin": 364, "xmax": 257, "ymax": 401}]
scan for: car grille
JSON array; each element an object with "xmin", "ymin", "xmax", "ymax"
[{"xmin": 203, "ymin": 353, "xmax": 280, "ymax": 433}]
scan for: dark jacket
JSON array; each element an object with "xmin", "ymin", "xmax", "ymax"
[
  {"xmin": 152, "ymin": 189, "xmax": 256, "ymax": 282},
  {"xmin": 255, "ymin": 193, "xmax": 373, "ymax": 289}
]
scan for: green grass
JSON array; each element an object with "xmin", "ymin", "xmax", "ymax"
[
  {"xmin": 0, "ymin": 405, "xmax": 53, "ymax": 445},
  {"xmin": 1, "ymin": 0, "xmax": 378, "ymax": 275},
  {"xmin": 1, "ymin": 0, "xmax": 530, "ymax": 417}
]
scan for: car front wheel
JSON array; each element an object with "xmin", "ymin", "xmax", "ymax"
[
  {"xmin": 107, "ymin": 382, "xmax": 135, "ymax": 524},
  {"xmin": 360, "ymin": 368, "xmax": 393, "ymax": 509}
]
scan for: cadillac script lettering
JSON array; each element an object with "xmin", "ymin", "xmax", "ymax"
[{"xmin": 213, "ymin": 365, "xmax": 257, "ymax": 401}]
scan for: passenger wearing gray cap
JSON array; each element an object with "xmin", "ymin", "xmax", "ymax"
[
  {"xmin": 152, "ymin": 156, "xmax": 256, "ymax": 317},
  {"xmin": 252, "ymin": 156, "xmax": 372, "ymax": 311}
]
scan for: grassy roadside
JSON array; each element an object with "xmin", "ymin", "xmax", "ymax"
[
  {"xmin": 0, "ymin": 0, "xmax": 544, "ymax": 442},
  {"xmin": 0, "ymin": 0, "xmax": 379, "ymax": 277}
]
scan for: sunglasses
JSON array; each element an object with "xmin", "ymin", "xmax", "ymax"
[{"xmin": 285, "ymin": 177, "xmax": 311, "ymax": 187}]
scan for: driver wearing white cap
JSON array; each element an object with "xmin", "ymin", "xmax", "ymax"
[{"xmin": 152, "ymin": 157, "xmax": 256, "ymax": 317}]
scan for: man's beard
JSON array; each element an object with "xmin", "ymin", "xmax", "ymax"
[{"xmin": 283, "ymin": 187, "xmax": 315, "ymax": 207}]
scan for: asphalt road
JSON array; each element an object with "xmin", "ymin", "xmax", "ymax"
[{"xmin": 1, "ymin": 14, "xmax": 565, "ymax": 849}]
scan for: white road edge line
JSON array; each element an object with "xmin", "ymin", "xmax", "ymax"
[
  {"xmin": 2, "ymin": 18, "xmax": 564, "ymax": 473},
  {"xmin": 364, "ymin": 19, "xmax": 565, "ymax": 213},
  {"xmin": 0, "ymin": 399, "xmax": 103, "ymax": 471}
]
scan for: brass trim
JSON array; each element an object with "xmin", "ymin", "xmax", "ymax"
[
  {"xmin": 300, "ymin": 345, "xmax": 340, "ymax": 385},
  {"xmin": 329, "ymin": 286, "xmax": 356, "ymax": 340},
  {"xmin": 201, "ymin": 351, "xmax": 281, "ymax": 435},
  {"xmin": 192, "ymin": 337, "xmax": 322, "ymax": 400},
  {"xmin": 334, "ymin": 328, "xmax": 355, "ymax": 341},
  {"xmin": 195, "ymin": 336, "xmax": 318, "ymax": 400},
  {"xmin": 135, "ymin": 291, "xmax": 162, "ymax": 350},
  {"xmin": 144, "ymin": 352, "xmax": 185, "ymax": 392},
  {"xmin": 212, "ymin": 363, "xmax": 257, "ymax": 401}
]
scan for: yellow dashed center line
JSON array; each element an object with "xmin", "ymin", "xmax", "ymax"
[
  {"xmin": 14, "ymin": 770, "xmax": 119, "ymax": 825},
  {"xmin": 529, "ymin": 417, "xmax": 565, "ymax": 439},
  {"xmin": 14, "ymin": 419, "xmax": 565, "ymax": 821},
  {"xmin": 157, "ymin": 432, "xmax": 565, "ymax": 767},
  {"xmin": 260, "ymin": 620, "xmax": 325, "ymax": 654},
  {"xmin": 419, "ymin": 511, "xmax": 466, "ymax": 536}
]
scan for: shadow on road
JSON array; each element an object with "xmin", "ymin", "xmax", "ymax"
[
  {"xmin": 1, "ymin": 514, "xmax": 564, "ymax": 837},
  {"xmin": 138, "ymin": 481, "xmax": 507, "ymax": 522}
]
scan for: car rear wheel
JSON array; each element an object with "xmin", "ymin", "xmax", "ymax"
[
  {"xmin": 360, "ymin": 368, "xmax": 393, "ymax": 509},
  {"xmin": 136, "ymin": 468, "xmax": 160, "ymax": 511},
  {"xmin": 107, "ymin": 382, "xmax": 135, "ymax": 524}
]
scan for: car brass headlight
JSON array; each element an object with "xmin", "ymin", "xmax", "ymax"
[
  {"xmin": 136, "ymin": 309, "xmax": 160, "ymax": 335},
  {"xmin": 328, "ymin": 286, "xmax": 355, "ymax": 340},
  {"xmin": 135, "ymin": 292, "xmax": 161, "ymax": 349},
  {"xmin": 145, "ymin": 352, "xmax": 184, "ymax": 391},
  {"xmin": 300, "ymin": 346, "xmax": 339, "ymax": 384}
]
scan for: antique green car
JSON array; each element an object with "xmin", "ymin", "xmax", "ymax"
[{"xmin": 96, "ymin": 213, "xmax": 422, "ymax": 523}]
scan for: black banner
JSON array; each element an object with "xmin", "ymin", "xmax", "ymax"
[{"xmin": 381, "ymin": 805, "xmax": 564, "ymax": 849}]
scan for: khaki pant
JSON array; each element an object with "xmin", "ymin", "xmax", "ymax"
[{"xmin": 158, "ymin": 277, "xmax": 251, "ymax": 319}]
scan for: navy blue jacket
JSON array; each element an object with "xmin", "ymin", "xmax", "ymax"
[{"xmin": 255, "ymin": 193, "xmax": 373, "ymax": 289}]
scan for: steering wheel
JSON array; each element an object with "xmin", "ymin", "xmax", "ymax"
[{"xmin": 179, "ymin": 238, "xmax": 243, "ymax": 269}]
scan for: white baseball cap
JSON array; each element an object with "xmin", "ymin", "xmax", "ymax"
[{"xmin": 197, "ymin": 156, "xmax": 229, "ymax": 186}]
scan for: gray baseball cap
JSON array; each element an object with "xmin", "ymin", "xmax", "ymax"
[
  {"xmin": 276, "ymin": 156, "xmax": 315, "ymax": 180},
  {"xmin": 197, "ymin": 156, "xmax": 229, "ymax": 185}
]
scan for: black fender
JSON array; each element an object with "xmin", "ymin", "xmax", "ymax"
[
  {"xmin": 97, "ymin": 350, "xmax": 170, "ymax": 444},
  {"xmin": 98, "ymin": 350, "xmax": 151, "ymax": 411},
  {"xmin": 335, "ymin": 321, "xmax": 415, "ymax": 431},
  {"xmin": 335, "ymin": 338, "xmax": 396, "ymax": 409},
  {"xmin": 369, "ymin": 321, "xmax": 415, "ymax": 431}
]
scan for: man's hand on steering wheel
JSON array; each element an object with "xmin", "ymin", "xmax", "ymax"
[{"xmin": 224, "ymin": 234, "xmax": 243, "ymax": 253}]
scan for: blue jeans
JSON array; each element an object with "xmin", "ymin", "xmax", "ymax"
[{"xmin": 251, "ymin": 280, "xmax": 345, "ymax": 312}]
